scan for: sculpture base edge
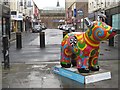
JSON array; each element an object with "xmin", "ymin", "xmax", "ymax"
[{"xmin": 53, "ymin": 65, "xmax": 111, "ymax": 84}]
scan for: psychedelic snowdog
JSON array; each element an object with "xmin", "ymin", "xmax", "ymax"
[{"xmin": 60, "ymin": 18, "xmax": 116, "ymax": 73}]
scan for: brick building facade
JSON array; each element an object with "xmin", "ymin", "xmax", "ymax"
[
  {"xmin": 39, "ymin": 8, "xmax": 65, "ymax": 29},
  {"xmin": 65, "ymin": 0, "xmax": 88, "ymax": 31}
]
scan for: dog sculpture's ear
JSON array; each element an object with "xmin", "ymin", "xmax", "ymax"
[{"xmin": 84, "ymin": 18, "xmax": 93, "ymax": 28}]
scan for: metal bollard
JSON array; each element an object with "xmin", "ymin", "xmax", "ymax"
[
  {"xmin": 108, "ymin": 37, "xmax": 114, "ymax": 46},
  {"xmin": 40, "ymin": 32, "xmax": 45, "ymax": 48},
  {"xmin": 16, "ymin": 32, "xmax": 22, "ymax": 49},
  {"xmin": 63, "ymin": 31, "xmax": 66, "ymax": 38},
  {"xmin": 2, "ymin": 35, "xmax": 10, "ymax": 69}
]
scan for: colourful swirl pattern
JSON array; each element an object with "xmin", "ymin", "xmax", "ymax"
[{"xmin": 60, "ymin": 21, "xmax": 116, "ymax": 70}]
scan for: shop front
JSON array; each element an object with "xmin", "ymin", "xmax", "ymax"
[
  {"xmin": 105, "ymin": 6, "xmax": 120, "ymax": 30},
  {"xmin": 2, "ymin": 4, "xmax": 10, "ymax": 39},
  {"xmin": 25, "ymin": 16, "xmax": 32, "ymax": 32},
  {"xmin": 112, "ymin": 13, "xmax": 120, "ymax": 33},
  {"xmin": 105, "ymin": 6, "xmax": 120, "ymax": 46},
  {"xmin": 11, "ymin": 11, "xmax": 23, "ymax": 32}
]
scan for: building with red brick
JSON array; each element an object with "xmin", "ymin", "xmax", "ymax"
[
  {"xmin": 39, "ymin": 7, "xmax": 65, "ymax": 29},
  {"xmin": 65, "ymin": 0, "xmax": 88, "ymax": 31}
]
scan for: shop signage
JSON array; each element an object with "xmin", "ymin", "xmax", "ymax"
[
  {"xmin": 11, "ymin": 13, "xmax": 23, "ymax": 20},
  {"xmin": 17, "ymin": 13, "xmax": 23, "ymax": 20}
]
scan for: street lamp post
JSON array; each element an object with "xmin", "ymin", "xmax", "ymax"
[{"xmin": 77, "ymin": 9, "xmax": 84, "ymax": 32}]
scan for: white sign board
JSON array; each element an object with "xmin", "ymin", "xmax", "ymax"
[
  {"xmin": 17, "ymin": 13, "xmax": 23, "ymax": 21},
  {"xmin": 11, "ymin": 15, "xmax": 17, "ymax": 20},
  {"xmin": 11, "ymin": 13, "xmax": 23, "ymax": 21}
]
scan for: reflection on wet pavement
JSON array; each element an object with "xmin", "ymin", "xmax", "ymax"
[
  {"xmin": 2, "ymin": 60, "xmax": 119, "ymax": 88},
  {"xmin": 2, "ymin": 63, "xmax": 61, "ymax": 88}
]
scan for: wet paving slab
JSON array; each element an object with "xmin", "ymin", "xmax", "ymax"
[
  {"xmin": 2, "ymin": 62, "xmax": 61, "ymax": 88},
  {"xmin": 2, "ymin": 60, "xmax": 119, "ymax": 88}
]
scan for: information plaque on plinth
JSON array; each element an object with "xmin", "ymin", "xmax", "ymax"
[{"xmin": 53, "ymin": 65, "xmax": 111, "ymax": 84}]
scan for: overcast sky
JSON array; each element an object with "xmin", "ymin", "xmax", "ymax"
[{"xmin": 33, "ymin": 0, "xmax": 65, "ymax": 9}]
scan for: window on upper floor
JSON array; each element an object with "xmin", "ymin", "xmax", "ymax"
[
  {"xmin": 3, "ymin": 0, "xmax": 10, "ymax": 5},
  {"xmin": 19, "ymin": 0, "xmax": 23, "ymax": 6},
  {"xmin": 116, "ymin": 0, "xmax": 120, "ymax": 2},
  {"xmin": 112, "ymin": 14, "xmax": 120, "ymax": 30},
  {"xmin": 24, "ymin": 0, "xmax": 27, "ymax": 9},
  {"xmin": 92, "ymin": 1, "xmax": 93, "ymax": 4},
  {"xmin": 27, "ymin": 0, "xmax": 33, "ymax": 7},
  {"xmin": 90, "ymin": 3, "xmax": 91, "ymax": 5},
  {"xmin": 89, "ymin": 3, "xmax": 91, "ymax": 7},
  {"xmin": 107, "ymin": 1, "xmax": 110, "ymax": 5},
  {"xmin": 116, "ymin": 0, "xmax": 119, "ymax": 4},
  {"xmin": 11, "ymin": 11, "xmax": 17, "ymax": 15},
  {"xmin": 91, "ymin": 2, "xmax": 96, "ymax": 9}
]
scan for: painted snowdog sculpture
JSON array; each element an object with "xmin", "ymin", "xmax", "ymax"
[{"xmin": 60, "ymin": 18, "xmax": 116, "ymax": 73}]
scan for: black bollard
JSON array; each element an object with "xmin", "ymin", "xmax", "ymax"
[
  {"xmin": 16, "ymin": 32, "xmax": 22, "ymax": 49},
  {"xmin": 63, "ymin": 31, "xmax": 69, "ymax": 38},
  {"xmin": 2, "ymin": 35, "xmax": 10, "ymax": 69},
  {"xmin": 40, "ymin": 32, "xmax": 45, "ymax": 48},
  {"xmin": 108, "ymin": 37, "xmax": 114, "ymax": 46}
]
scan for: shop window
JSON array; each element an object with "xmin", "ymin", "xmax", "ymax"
[
  {"xmin": 11, "ymin": 21, "xmax": 15, "ymax": 32},
  {"xmin": 2, "ymin": 18, "xmax": 6, "ymax": 35},
  {"xmin": 112, "ymin": 14, "xmax": 120, "ymax": 30},
  {"xmin": 108, "ymin": 1, "xmax": 110, "ymax": 5}
]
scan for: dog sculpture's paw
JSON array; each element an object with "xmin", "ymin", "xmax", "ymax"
[
  {"xmin": 60, "ymin": 63, "xmax": 71, "ymax": 68},
  {"xmin": 78, "ymin": 68, "xmax": 90, "ymax": 73},
  {"xmin": 89, "ymin": 66, "xmax": 99, "ymax": 71}
]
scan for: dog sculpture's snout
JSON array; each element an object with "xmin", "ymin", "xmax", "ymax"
[{"xmin": 84, "ymin": 18, "xmax": 93, "ymax": 28}]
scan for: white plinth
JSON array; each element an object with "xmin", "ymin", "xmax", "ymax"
[{"xmin": 53, "ymin": 65, "xmax": 111, "ymax": 84}]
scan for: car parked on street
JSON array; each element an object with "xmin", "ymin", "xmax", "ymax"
[
  {"xmin": 63, "ymin": 25, "xmax": 75, "ymax": 32},
  {"xmin": 58, "ymin": 24, "xmax": 63, "ymax": 30},
  {"xmin": 70, "ymin": 26, "xmax": 75, "ymax": 32},
  {"xmin": 62, "ymin": 25, "xmax": 67, "ymax": 30},
  {"xmin": 32, "ymin": 25, "xmax": 42, "ymax": 33},
  {"xmin": 58, "ymin": 24, "xmax": 75, "ymax": 32},
  {"xmin": 40, "ymin": 23, "xmax": 47, "ymax": 30},
  {"xmin": 41, "ymin": 24, "xmax": 47, "ymax": 30}
]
